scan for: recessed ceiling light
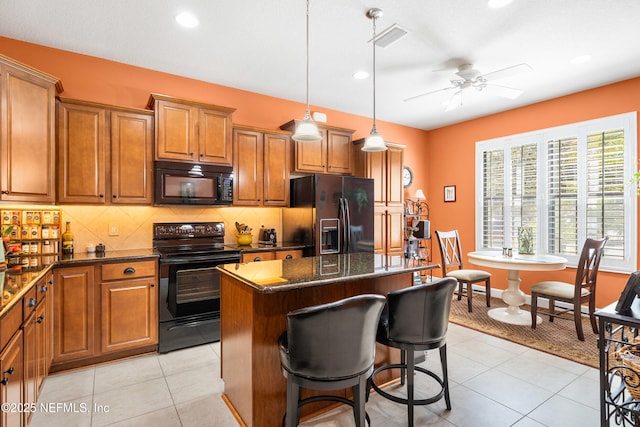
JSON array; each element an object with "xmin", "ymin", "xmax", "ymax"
[
  {"xmin": 353, "ymin": 71, "xmax": 369, "ymax": 80},
  {"xmin": 488, "ymin": 0, "xmax": 513, "ymax": 8},
  {"xmin": 176, "ymin": 12, "xmax": 199, "ymax": 28},
  {"xmin": 570, "ymin": 54, "xmax": 592, "ymax": 65}
]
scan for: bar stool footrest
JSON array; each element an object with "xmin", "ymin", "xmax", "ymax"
[
  {"xmin": 282, "ymin": 395, "xmax": 371, "ymax": 427},
  {"xmin": 370, "ymin": 363, "xmax": 445, "ymax": 406}
]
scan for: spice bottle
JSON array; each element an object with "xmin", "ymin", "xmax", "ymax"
[{"xmin": 62, "ymin": 220, "xmax": 74, "ymax": 254}]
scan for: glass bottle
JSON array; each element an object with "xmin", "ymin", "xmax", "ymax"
[{"xmin": 62, "ymin": 220, "xmax": 74, "ymax": 254}]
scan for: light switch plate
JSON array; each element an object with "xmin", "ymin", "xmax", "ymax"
[{"xmin": 109, "ymin": 224, "xmax": 119, "ymax": 236}]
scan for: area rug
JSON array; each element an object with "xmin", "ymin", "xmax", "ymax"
[{"xmin": 448, "ymin": 295, "xmax": 599, "ymax": 368}]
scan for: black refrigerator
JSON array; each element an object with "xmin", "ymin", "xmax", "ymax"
[{"xmin": 282, "ymin": 175, "xmax": 375, "ymax": 256}]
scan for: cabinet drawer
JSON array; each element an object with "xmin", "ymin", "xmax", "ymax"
[
  {"xmin": 0, "ymin": 302, "xmax": 22, "ymax": 351},
  {"xmin": 275, "ymin": 250, "xmax": 303, "ymax": 260},
  {"xmin": 101, "ymin": 260, "xmax": 156, "ymax": 281},
  {"xmin": 23, "ymin": 287, "xmax": 37, "ymax": 321},
  {"xmin": 241, "ymin": 251, "xmax": 276, "ymax": 263}
]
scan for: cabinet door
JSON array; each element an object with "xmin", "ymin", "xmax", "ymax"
[
  {"xmin": 53, "ymin": 266, "xmax": 95, "ymax": 363},
  {"xmin": 386, "ymin": 146, "xmax": 404, "ymax": 207},
  {"xmin": 198, "ymin": 107, "xmax": 233, "ymax": 165},
  {"xmin": 233, "ymin": 129, "xmax": 263, "ymax": 206},
  {"xmin": 326, "ymin": 129, "xmax": 353, "ymax": 175},
  {"xmin": 35, "ymin": 297, "xmax": 48, "ymax": 394},
  {"xmin": 23, "ymin": 310, "xmax": 36, "ymax": 425},
  {"xmin": 293, "ymin": 128, "xmax": 326, "ymax": 173},
  {"xmin": 1, "ymin": 64, "xmax": 56, "ymax": 203},
  {"xmin": 155, "ymin": 100, "xmax": 195, "ymax": 161},
  {"xmin": 57, "ymin": 102, "xmax": 108, "ymax": 203},
  {"xmin": 110, "ymin": 110, "xmax": 153, "ymax": 204},
  {"xmin": 263, "ymin": 133, "xmax": 290, "ymax": 206},
  {"xmin": 100, "ymin": 278, "xmax": 158, "ymax": 353},
  {"xmin": 275, "ymin": 249, "xmax": 302, "ymax": 260},
  {"xmin": 0, "ymin": 330, "xmax": 23, "ymax": 427},
  {"xmin": 367, "ymin": 151, "xmax": 386, "ymax": 205},
  {"xmin": 386, "ymin": 208, "xmax": 405, "ymax": 256},
  {"xmin": 373, "ymin": 207, "xmax": 386, "ymax": 254}
]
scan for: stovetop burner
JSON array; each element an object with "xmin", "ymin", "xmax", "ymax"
[{"xmin": 153, "ymin": 222, "xmax": 240, "ymax": 258}]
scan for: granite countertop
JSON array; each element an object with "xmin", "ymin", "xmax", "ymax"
[
  {"xmin": 224, "ymin": 241, "xmax": 309, "ymax": 252},
  {"xmin": 0, "ymin": 249, "xmax": 159, "ymax": 316},
  {"xmin": 217, "ymin": 252, "xmax": 439, "ymax": 293}
]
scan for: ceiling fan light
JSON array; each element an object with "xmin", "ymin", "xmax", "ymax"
[
  {"xmin": 292, "ymin": 114, "xmax": 322, "ymax": 142},
  {"xmin": 362, "ymin": 129, "xmax": 387, "ymax": 152}
]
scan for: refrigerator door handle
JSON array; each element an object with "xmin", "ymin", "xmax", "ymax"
[
  {"xmin": 344, "ymin": 198, "xmax": 351, "ymax": 253},
  {"xmin": 339, "ymin": 198, "xmax": 347, "ymax": 253}
]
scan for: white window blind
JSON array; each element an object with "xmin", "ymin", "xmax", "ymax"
[{"xmin": 475, "ymin": 112, "xmax": 637, "ymax": 272}]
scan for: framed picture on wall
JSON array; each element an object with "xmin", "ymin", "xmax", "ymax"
[{"xmin": 444, "ymin": 185, "xmax": 456, "ymax": 202}]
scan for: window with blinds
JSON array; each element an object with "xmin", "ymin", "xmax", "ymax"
[{"xmin": 475, "ymin": 112, "xmax": 637, "ymax": 272}]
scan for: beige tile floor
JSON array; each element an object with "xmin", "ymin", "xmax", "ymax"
[{"xmin": 30, "ymin": 323, "xmax": 599, "ymax": 426}]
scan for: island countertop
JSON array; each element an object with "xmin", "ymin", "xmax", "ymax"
[{"xmin": 216, "ymin": 252, "xmax": 438, "ymax": 293}]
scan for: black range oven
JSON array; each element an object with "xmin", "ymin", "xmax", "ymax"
[{"xmin": 153, "ymin": 222, "xmax": 240, "ymax": 353}]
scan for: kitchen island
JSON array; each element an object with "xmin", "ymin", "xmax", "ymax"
[{"xmin": 217, "ymin": 252, "xmax": 438, "ymax": 427}]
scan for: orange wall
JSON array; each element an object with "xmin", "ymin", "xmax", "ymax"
[{"xmin": 427, "ymin": 78, "xmax": 640, "ymax": 306}]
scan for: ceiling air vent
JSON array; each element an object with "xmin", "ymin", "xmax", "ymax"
[{"xmin": 371, "ymin": 23, "xmax": 409, "ymax": 48}]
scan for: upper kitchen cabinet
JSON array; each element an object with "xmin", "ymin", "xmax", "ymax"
[
  {"xmin": 147, "ymin": 93, "xmax": 235, "ymax": 166},
  {"xmin": 353, "ymin": 140, "xmax": 405, "ymax": 207},
  {"xmin": 279, "ymin": 120, "xmax": 355, "ymax": 175},
  {"xmin": 233, "ymin": 125, "xmax": 290, "ymax": 207},
  {"xmin": 0, "ymin": 54, "xmax": 62, "ymax": 203},
  {"xmin": 57, "ymin": 98, "xmax": 154, "ymax": 204}
]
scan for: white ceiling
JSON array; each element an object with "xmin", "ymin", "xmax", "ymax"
[{"xmin": 2, "ymin": 0, "xmax": 640, "ymax": 131}]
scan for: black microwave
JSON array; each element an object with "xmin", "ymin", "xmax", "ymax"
[{"xmin": 154, "ymin": 161, "xmax": 233, "ymax": 205}]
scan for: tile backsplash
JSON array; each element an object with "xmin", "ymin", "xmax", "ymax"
[{"xmin": 8, "ymin": 205, "xmax": 282, "ymax": 254}]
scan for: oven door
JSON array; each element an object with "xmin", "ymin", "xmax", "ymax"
[{"xmin": 159, "ymin": 253, "xmax": 240, "ymax": 320}]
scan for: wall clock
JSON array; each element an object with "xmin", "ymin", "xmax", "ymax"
[{"xmin": 403, "ymin": 166, "xmax": 413, "ymax": 188}]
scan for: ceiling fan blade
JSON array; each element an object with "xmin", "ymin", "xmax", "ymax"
[
  {"xmin": 480, "ymin": 63, "xmax": 532, "ymax": 82},
  {"xmin": 403, "ymin": 86, "xmax": 456, "ymax": 102},
  {"xmin": 482, "ymin": 83, "xmax": 524, "ymax": 99},
  {"xmin": 444, "ymin": 91, "xmax": 463, "ymax": 111}
]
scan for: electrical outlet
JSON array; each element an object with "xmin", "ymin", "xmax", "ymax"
[{"xmin": 109, "ymin": 224, "xmax": 119, "ymax": 236}]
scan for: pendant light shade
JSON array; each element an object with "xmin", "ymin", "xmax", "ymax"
[
  {"xmin": 292, "ymin": 0, "xmax": 322, "ymax": 143},
  {"xmin": 362, "ymin": 8, "xmax": 387, "ymax": 152}
]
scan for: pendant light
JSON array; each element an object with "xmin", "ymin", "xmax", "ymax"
[
  {"xmin": 362, "ymin": 8, "xmax": 387, "ymax": 152},
  {"xmin": 292, "ymin": 0, "xmax": 322, "ymax": 142}
]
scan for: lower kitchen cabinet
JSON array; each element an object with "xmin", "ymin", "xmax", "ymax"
[
  {"xmin": 52, "ymin": 259, "xmax": 158, "ymax": 371},
  {"xmin": 241, "ymin": 249, "xmax": 303, "ymax": 263},
  {"xmin": 100, "ymin": 261, "xmax": 158, "ymax": 353},
  {"xmin": 0, "ymin": 330, "xmax": 23, "ymax": 427}
]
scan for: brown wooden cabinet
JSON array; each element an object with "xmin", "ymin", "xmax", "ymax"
[
  {"xmin": 53, "ymin": 265, "xmax": 95, "ymax": 364},
  {"xmin": 99, "ymin": 260, "xmax": 158, "ymax": 353},
  {"xmin": 148, "ymin": 93, "xmax": 235, "ymax": 166},
  {"xmin": 0, "ymin": 54, "xmax": 62, "ymax": 204},
  {"xmin": 279, "ymin": 120, "xmax": 355, "ymax": 175},
  {"xmin": 354, "ymin": 141, "xmax": 405, "ymax": 256},
  {"xmin": 0, "ymin": 330, "xmax": 23, "ymax": 427},
  {"xmin": 52, "ymin": 259, "xmax": 158, "ymax": 371},
  {"xmin": 233, "ymin": 125, "xmax": 290, "ymax": 207},
  {"xmin": 241, "ymin": 249, "xmax": 303, "ymax": 263},
  {"xmin": 57, "ymin": 98, "xmax": 154, "ymax": 204}
]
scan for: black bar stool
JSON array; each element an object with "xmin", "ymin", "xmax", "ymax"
[
  {"xmin": 278, "ymin": 294, "xmax": 386, "ymax": 427},
  {"xmin": 369, "ymin": 277, "xmax": 457, "ymax": 427}
]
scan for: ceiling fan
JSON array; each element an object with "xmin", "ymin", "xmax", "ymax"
[{"xmin": 404, "ymin": 63, "xmax": 533, "ymax": 111}]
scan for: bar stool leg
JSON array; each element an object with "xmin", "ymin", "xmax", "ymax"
[
  {"xmin": 440, "ymin": 345, "xmax": 451, "ymax": 410},
  {"xmin": 400, "ymin": 349, "xmax": 406, "ymax": 386},
  {"xmin": 407, "ymin": 347, "xmax": 415, "ymax": 427},
  {"xmin": 352, "ymin": 379, "xmax": 367, "ymax": 427},
  {"xmin": 285, "ymin": 380, "xmax": 300, "ymax": 427}
]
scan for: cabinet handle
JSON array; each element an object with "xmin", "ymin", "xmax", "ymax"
[
  {"xmin": 189, "ymin": 152, "xmax": 194, "ymax": 156},
  {"xmin": 28, "ymin": 298, "xmax": 36, "ymax": 308},
  {"xmin": 37, "ymin": 315, "xmax": 44, "ymax": 324},
  {"xmin": 113, "ymin": 195, "xmax": 118, "ymax": 199},
  {"xmin": 1, "ymin": 190, "xmax": 8, "ymax": 195},
  {"xmin": 48, "ymin": 280, "xmax": 53, "ymax": 285},
  {"xmin": 99, "ymin": 194, "xmax": 104, "ymax": 198},
  {"xmin": 285, "ymin": 255, "xmax": 293, "ymax": 259},
  {"xmin": 123, "ymin": 267, "xmax": 136, "ymax": 274},
  {"xmin": 150, "ymin": 283, "xmax": 155, "ymax": 288},
  {"xmin": 3, "ymin": 367, "xmax": 14, "ymax": 375},
  {"xmin": 0, "ymin": 378, "xmax": 8, "ymax": 386},
  {"xmin": 40, "ymin": 285, "xmax": 48, "ymax": 293},
  {"xmin": 253, "ymin": 257, "xmax": 262, "ymax": 262},
  {"xmin": 200, "ymin": 153, "xmax": 204, "ymax": 157}
]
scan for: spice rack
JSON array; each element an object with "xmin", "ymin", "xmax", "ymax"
[{"xmin": 1, "ymin": 209, "xmax": 62, "ymax": 268}]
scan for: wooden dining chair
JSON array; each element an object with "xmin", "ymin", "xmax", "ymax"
[
  {"xmin": 435, "ymin": 230, "xmax": 492, "ymax": 312},
  {"xmin": 530, "ymin": 236, "xmax": 608, "ymax": 341}
]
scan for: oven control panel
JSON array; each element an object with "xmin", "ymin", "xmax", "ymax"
[{"xmin": 153, "ymin": 222, "xmax": 225, "ymax": 239}]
